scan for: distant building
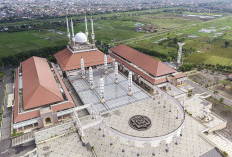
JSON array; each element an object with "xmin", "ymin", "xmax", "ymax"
[
  {"xmin": 140, "ymin": 25, "xmax": 158, "ymax": 32},
  {"xmin": 228, "ymin": 74, "xmax": 232, "ymax": 81},
  {"xmin": 136, "ymin": 28, "xmax": 142, "ymax": 32}
]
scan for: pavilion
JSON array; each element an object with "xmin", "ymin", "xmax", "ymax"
[
  {"xmin": 109, "ymin": 44, "xmax": 186, "ymax": 93},
  {"xmin": 13, "ymin": 56, "xmax": 75, "ymax": 133}
]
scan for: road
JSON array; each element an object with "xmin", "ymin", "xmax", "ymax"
[
  {"xmin": 0, "ymin": 68, "xmax": 36, "ymax": 157},
  {"xmin": 186, "ymin": 79, "xmax": 232, "ymax": 108}
]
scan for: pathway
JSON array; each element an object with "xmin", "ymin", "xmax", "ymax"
[{"xmin": 185, "ymin": 79, "xmax": 232, "ymax": 108}]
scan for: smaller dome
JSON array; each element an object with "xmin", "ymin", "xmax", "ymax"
[{"xmin": 75, "ymin": 32, "xmax": 88, "ymax": 43}]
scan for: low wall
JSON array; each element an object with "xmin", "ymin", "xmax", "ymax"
[
  {"xmin": 20, "ymin": 148, "xmax": 37, "ymax": 157},
  {"xmin": 208, "ymin": 121, "xmax": 227, "ymax": 133},
  {"xmin": 34, "ymin": 120, "xmax": 75, "ymax": 144}
]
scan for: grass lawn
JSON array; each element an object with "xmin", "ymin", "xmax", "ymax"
[
  {"xmin": 0, "ymin": 72, "xmax": 5, "ymax": 82},
  {"xmin": 0, "ymin": 30, "xmax": 66, "ymax": 57},
  {"xmin": 134, "ymin": 14, "xmax": 201, "ymax": 29},
  {"xmin": 185, "ymin": 39, "xmax": 232, "ymax": 65}
]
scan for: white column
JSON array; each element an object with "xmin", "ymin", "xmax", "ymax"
[
  {"xmin": 85, "ymin": 15, "xmax": 89, "ymax": 41},
  {"xmin": 81, "ymin": 57, "xmax": 86, "ymax": 79},
  {"xmin": 71, "ymin": 18, "xmax": 75, "ymax": 44},
  {"xmin": 177, "ymin": 42, "xmax": 185, "ymax": 65},
  {"xmin": 66, "ymin": 17, "xmax": 71, "ymax": 43},
  {"xmin": 128, "ymin": 71, "xmax": 133, "ymax": 96},
  {"xmin": 91, "ymin": 17, "xmax": 95, "ymax": 46},
  {"xmin": 100, "ymin": 76, "xmax": 105, "ymax": 103},
  {"xmin": 104, "ymin": 54, "xmax": 108, "ymax": 74},
  {"xmin": 114, "ymin": 62, "xmax": 118, "ymax": 84},
  {"xmin": 89, "ymin": 67, "xmax": 94, "ymax": 89}
]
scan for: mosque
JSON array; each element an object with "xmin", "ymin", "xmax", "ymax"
[{"xmin": 11, "ymin": 16, "xmax": 189, "ymax": 156}]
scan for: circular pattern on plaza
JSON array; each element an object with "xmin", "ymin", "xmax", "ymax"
[
  {"xmin": 102, "ymin": 96, "xmax": 185, "ymax": 147},
  {"xmin": 129, "ymin": 115, "xmax": 152, "ymax": 131}
]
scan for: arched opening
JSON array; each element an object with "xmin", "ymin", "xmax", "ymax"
[{"xmin": 45, "ymin": 117, "xmax": 51, "ymax": 125}]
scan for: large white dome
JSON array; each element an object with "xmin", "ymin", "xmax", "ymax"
[{"xmin": 75, "ymin": 32, "xmax": 88, "ymax": 43}]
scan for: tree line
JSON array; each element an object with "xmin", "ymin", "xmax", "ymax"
[
  {"xmin": 0, "ymin": 45, "xmax": 66, "ymax": 68},
  {"xmin": 179, "ymin": 63, "xmax": 232, "ymax": 73}
]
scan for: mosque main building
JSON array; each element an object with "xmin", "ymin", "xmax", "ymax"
[
  {"xmin": 11, "ymin": 16, "xmax": 188, "ymax": 155},
  {"xmin": 12, "ymin": 15, "xmax": 186, "ymax": 133}
]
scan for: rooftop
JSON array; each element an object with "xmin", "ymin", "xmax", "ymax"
[
  {"xmin": 21, "ymin": 56, "xmax": 63, "ymax": 110},
  {"xmin": 110, "ymin": 44, "xmax": 176, "ymax": 77},
  {"xmin": 14, "ymin": 57, "xmax": 75, "ymax": 123},
  {"xmin": 54, "ymin": 48, "xmax": 114, "ymax": 71}
]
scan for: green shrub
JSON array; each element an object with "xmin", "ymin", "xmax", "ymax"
[
  {"xmin": 219, "ymin": 98, "xmax": 224, "ymax": 103},
  {"xmin": 11, "ymin": 129, "xmax": 24, "ymax": 137},
  {"xmin": 223, "ymin": 151, "xmax": 228, "ymax": 156}
]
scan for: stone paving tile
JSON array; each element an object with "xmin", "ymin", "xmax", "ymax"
[
  {"xmin": 37, "ymin": 133, "xmax": 93, "ymax": 157},
  {"xmin": 185, "ymin": 95, "xmax": 224, "ymax": 128},
  {"xmin": 71, "ymin": 70, "xmax": 149, "ymax": 113},
  {"xmin": 81, "ymin": 97, "xmax": 214, "ymax": 157},
  {"xmin": 105, "ymin": 99, "xmax": 183, "ymax": 137}
]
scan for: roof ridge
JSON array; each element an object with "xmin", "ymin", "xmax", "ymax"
[
  {"xmin": 62, "ymin": 48, "xmax": 73, "ymax": 67},
  {"xmin": 24, "ymin": 83, "xmax": 41, "ymax": 109},
  {"xmin": 32, "ymin": 56, "xmax": 42, "ymax": 86},
  {"xmin": 40, "ymin": 84, "xmax": 63, "ymax": 100}
]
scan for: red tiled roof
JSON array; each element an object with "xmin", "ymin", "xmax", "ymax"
[
  {"xmin": 22, "ymin": 56, "xmax": 63, "ymax": 110},
  {"xmin": 54, "ymin": 48, "xmax": 114, "ymax": 71},
  {"xmin": 14, "ymin": 68, "xmax": 41, "ymax": 123},
  {"xmin": 110, "ymin": 53, "xmax": 167, "ymax": 85},
  {"xmin": 14, "ymin": 60, "xmax": 75, "ymax": 123},
  {"xmin": 110, "ymin": 44, "xmax": 176, "ymax": 77},
  {"xmin": 51, "ymin": 63, "xmax": 75, "ymax": 112}
]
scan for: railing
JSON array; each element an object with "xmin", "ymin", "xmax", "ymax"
[{"xmin": 100, "ymin": 86, "xmax": 185, "ymax": 147}]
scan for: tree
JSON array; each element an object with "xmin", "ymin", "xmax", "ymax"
[
  {"xmin": 213, "ymin": 90, "xmax": 219, "ymax": 94},
  {"xmin": 220, "ymin": 80, "xmax": 230, "ymax": 88},
  {"xmin": 219, "ymin": 98, "xmax": 224, "ymax": 103},
  {"xmin": 225, "ymin": 41, "xmax": 230, "ymax": 48}
]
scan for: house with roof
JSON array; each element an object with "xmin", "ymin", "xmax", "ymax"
[
  {"xmin": 109, "ymin": 44, "xmax": 186, "ymax": 93},
  {"xmin": 13, "ymin": 56, "xmax": 75, "ymax": 133}
]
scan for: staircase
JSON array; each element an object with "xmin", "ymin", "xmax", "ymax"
[{"xmin": 202, "ymin": 132, "xmax": 232, "ymax": 157}]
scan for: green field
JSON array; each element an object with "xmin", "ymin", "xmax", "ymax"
[
  {"xmin": 0, "ymin": 20, "xmax": 148, "ymax": 57},
  {"xmin": 0, "ymin": 31, "xmax": 66, "ymax": 57},
  {"xmin": 0, "ymin": 7, "xmax": 232, "ymax": 67},
  {"xmin": 129, "ymin": 14, "xmax": 232, "ymax": 66}
]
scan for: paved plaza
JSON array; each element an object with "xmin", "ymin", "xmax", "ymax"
[
  {"xmin": 103, "ymin": 98, "xmax": 183, "ymax": 137},
  {"xmin": 185, "ymin": 95, "xmax": 225, "ymax": 128},
  {"xmin": 37, "ymin": 133, "xmax": 93, "ymax": 157},
  {"xmin": 70, "ymin": 69, "xmax": 150, "ymax": 113},
  {"xmin": 36, "ymin": 102, "xmax": 214, "ymax": 157}
]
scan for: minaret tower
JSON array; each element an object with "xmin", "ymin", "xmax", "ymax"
[
  {"xmin": 85, "ymin": 15, "xmax": 89, "ymax": 42},
  {"xmin": 177, "ymin": 42, "xmax": 185, "ymax": 66},
  {"xmin": 91, "ymin": 17, "xmax": 95, "ymax": 47},
  {"xmin": 71, "ymin": 18, "xmax": 75, "ymax": 45},
  {"xmin": 66, "ymin": 17, "xmax": 71, "ymax": 44}
]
